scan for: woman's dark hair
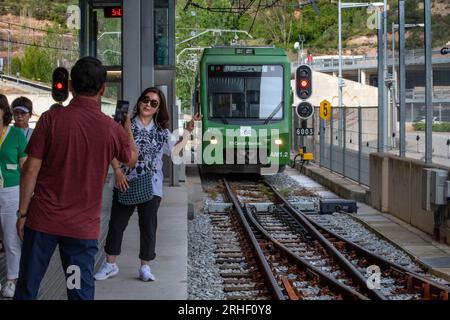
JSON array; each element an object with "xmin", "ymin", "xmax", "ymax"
[
  {"xmin": 134, "ymin": 87, "xmax": 170, "ymax": 129},
  {"xmin": 0, "ymin": 94, "xmax": 12, "ymax": 126},
  {"xmin": 11, "ymin": 96, "xmax": 33, "ymax": 115},
  {"xmin": 70, "ymin": 56, "xmax": 107, "ymax": 96}
]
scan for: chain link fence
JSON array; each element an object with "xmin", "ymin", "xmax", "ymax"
[{"xmin": 293, "ymin": 106, "xmax": 378, "ymax": 186}]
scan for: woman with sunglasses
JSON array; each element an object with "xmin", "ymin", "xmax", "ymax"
[{"xmin": 95, "ymin": 87, "xmax": 201, "ymax": 282}]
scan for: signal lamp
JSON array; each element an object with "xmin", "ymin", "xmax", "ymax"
[
  {"xmin": 52, "ymin": 67, "xmax": 69, "ymax": 103},
  {"xmin": 296, "ymin": 65, "xmax": 312, "ymax": 100}
]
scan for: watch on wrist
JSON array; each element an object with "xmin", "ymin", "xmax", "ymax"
[{"xmin": 17, "ymin": 210, "xmax": 28, "ymax": 218}]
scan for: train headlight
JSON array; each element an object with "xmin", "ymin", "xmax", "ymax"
[
  {"xmin": 275, "ymin": 139, "xmax": 282, "ymax": 145},
  {"xmin": 210, "ymin": 137, "xmax": 218, "ymax": 145}
]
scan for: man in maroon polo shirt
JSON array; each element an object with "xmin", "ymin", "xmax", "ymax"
[{"xmin": 13, "ymin": 57, "xmax": 138, "ymax": 300}]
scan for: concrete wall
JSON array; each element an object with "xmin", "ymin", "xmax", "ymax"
[
  {"xmin": 370, "ymin": 153, "xmax": 450, "ymax": 243},
  {"xmin": 292, "ymin": 70, "xmax": 379, "ymax": 107}
]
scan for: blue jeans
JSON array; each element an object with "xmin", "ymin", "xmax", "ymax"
[{"xmin": 14, "ymin": 227, "xmax": 98, "ymax": 300}]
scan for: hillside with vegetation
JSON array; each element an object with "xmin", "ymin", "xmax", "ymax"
[
  {"xmin": 0, "ymin": 0, "xmax": 449, "ymax": 110},
  {"xmin": 175, "ymin": 0, "xmax": 450, "ymax": 111}
]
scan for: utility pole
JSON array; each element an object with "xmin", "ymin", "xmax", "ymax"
[
  {"xmin": 338, "ymin": 1, "xmax": 344, "ymax": 148},
  {"xmin": 1, "ymin": 24, "xmax": 12, "ymax": 76},
  {"xmin": 377, "ymin": 9, "xmax": 386, "ymax": 153},
  {"xmin": 299, "ymin": 34, "xmax": 305, "ymax": 64},
  {"xmin": 383, "ymin": 0, "xmax": 389, "ymax": 151},
  {"xmin": 398, "ymin": 1, "xmax": 406, "ymax": 157},
  {"xmin": 391, "ymin": 22, "xmax": 397, "ymax": 148},
  {"xmin": 424, "ymin": 0, "xmax": 433, "ymax": 163}
]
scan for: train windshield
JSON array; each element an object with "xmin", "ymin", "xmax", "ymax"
[{"xmin": 207, "ymin": 65, "xmax": 283, "ymax": 121}]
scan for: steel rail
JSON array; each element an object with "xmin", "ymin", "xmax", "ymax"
[
  {"xmin": 265, "ymin": 181, "xmax": 450, "ymax": 300},
  {"xmin": 1, "ymin": 74, "xmax": 52, "ymax": 92},
  {"xmin": 262, "ymin": 181, "xmax": 387, "ymax": 300},
  {"xmin": 243, "ymin": 203, "xmax": 369, "ymax": 300},
  {"xmin": 222, "ymin": 178, "xmax": 285, "ymax": 300},
  {"xmin": 306, "ymin": 216, "xmax": 450, "ymax": 300}
]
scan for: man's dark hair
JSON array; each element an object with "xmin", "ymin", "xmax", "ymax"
[{"xmin": 70, "ymin": 57, "xmax": 107, "ymax": 96}]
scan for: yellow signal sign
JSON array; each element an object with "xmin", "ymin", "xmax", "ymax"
[{"xmin": 320, "ymin": 99, "xmax": 332, "ymax": 120}]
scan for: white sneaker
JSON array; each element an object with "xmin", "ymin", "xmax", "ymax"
[
  {"xmin": 1, "ymin": 280, "xmax": 16, "ymax": 298},
  {"xmin": 94, "ymin": 261, "xmax": 119, "ymax": 281},
  {"xmin": 139, "ymin": 265, "xmax": 155, "ymax": 281}
]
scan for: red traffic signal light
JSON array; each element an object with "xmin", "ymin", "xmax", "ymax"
[
  {"xmin": 296, "ymin": 65, "xmax": 312, "ymax": 100},
  {"xmin": 52, "ymin": 67, "xmax": 69, "ymax": 103},
  {"xmin": 300, "ymin": 80, "xmax": 309, "ymax": 88}
]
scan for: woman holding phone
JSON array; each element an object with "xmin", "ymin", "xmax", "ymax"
[{"xmin": 95, "ymin": 87, "xmax": 201, "ymax": 282}]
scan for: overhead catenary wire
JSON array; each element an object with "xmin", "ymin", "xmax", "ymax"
[
  {"xmin": 0, "ymin": 38, "xmax": 77, "ymax": 52},
  {"xmin": 0, "ymin": 20, "xmax": 76, "ymax": 36}
]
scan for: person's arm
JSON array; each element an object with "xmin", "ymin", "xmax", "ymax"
[
  {"xmin": 19, "ymin": 156, "xmax": 27, "ymax": 170},
  {"xmin": 111, "ymin": 158, "xmax": 129, "ymax": 191},
  {"xmin": 121, "ymin": 115, "xmax": 138, "ymax": 168},
  {"xmin": 172, "ymin": 112, "xmax": 202, "ymax": 152},
  {"xmin": 16, "ymin": 156, "xmax": 42, "ymax": 241},
  {"xmin": 17, "ymin": 128, "xmax": 28, "ymax": 170}
]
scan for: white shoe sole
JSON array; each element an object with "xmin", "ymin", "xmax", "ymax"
[
  {"xmin": 2, "ymin": 293, "xmax": 14, "ymax": 298},
  {"xmin": 94, "ymin": 269, "xmax": 119, "ymax": 281},
  {"xmin": 139, "ymin": 275, "xmax": 156, "ymax": 282}
]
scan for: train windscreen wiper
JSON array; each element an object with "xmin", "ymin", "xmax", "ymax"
[
  {"xmin": 263, "ymin": 101, "xmax": 283, "ymax": 125},
  {"xmin": 218, "ymin": 115, "xmax": 229, "ymax": 124}
]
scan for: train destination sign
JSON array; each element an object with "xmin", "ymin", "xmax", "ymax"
[{"xmin": 222, "ymin": 65, "xmax": 263, "ymax": 73}]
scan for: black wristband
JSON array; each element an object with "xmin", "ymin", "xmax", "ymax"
[{"xmin": 17, "ymin": 210, "xmax": 27, "ymax": 218}]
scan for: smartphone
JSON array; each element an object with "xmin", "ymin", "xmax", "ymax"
[{"xmin": 114, "ymin": 100, "xmax": 130, "ymax": 124}]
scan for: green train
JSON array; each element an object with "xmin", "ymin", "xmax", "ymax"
[{"xmin": 193, "ymin": 46, "xmax": 292, "ymax": 174}]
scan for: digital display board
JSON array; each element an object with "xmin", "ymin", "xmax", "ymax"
[
  {"xmin": 223, "ymin": 65, "xmax": 263, "ymax": 73},
  {"xmin": 104, "ymin": 7, "xmax": 122, "ymax": 18}
]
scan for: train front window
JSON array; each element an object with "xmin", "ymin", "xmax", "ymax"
[{"xmin": 207, "ymin": 65, "xmax": 283, "ymax": 121}]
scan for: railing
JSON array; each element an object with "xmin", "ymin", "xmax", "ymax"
[
  {"xmin": 294, "ymin": 106, "xmax": 378, "ymax": 186},
  {"xmin": 294, "ymin": 104, "xmax": 450, "ymax": 180},
  {"xmin": 405, "ymin": 87, "xmax": 450, "ymax": 102},
  {"xmin": 294, "ymin": 49, "xmax": 449, "ymax": 71}
]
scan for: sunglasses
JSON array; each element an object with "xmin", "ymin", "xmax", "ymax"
[{"xmin": 141, "ymin": 97, "xmax": 159, "ymax": 108}]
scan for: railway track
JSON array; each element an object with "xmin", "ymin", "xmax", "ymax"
[
  {"xmin": 265, "ymin": 182, "xmax": 450, "ymax": 300},
  {"xmin": 209, "ymin": 176, "xmax": 450, "ymax": 300}
]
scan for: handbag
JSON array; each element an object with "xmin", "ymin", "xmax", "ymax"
[{"xmin": 117, "ymin": 172, "xmax": 153, "ymax": 205}]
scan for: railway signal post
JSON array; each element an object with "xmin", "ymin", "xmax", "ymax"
[{"xmin": 295, "ymin": 65, "xmax": 314, "ymax": 157}]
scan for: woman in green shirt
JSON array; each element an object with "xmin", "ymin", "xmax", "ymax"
[{"xmin": 0, "ymin": 94, "xmax": 27, "ymax": 298}]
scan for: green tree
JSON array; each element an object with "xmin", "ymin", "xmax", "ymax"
[
  {"xmin": 10, "ymin": 57, "xmax": 22, "ymax": 75},
  {"xmin": 20, "ymin": 46, "xmax": 53, "ymax": 82}
]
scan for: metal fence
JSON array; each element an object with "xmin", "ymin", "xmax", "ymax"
[
  {"xmin": 293, "ymin": 106, "xmax": 378, "ymax": 186},
  {"xmin": 298, "ymin": 49, "xmax": 450, "ymax": 72}
]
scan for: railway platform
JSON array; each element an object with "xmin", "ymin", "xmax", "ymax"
[
  {"xmin": 286, "ymin": 165, "xmax": 450, "ymax": 281},
  {"xmin": 0, "ymin": 173, "xmax": 189, "ymax": 300}
]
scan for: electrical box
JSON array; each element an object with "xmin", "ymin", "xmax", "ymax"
[
  {"xmin": 445, "ymin": 181, "xmax": 450, "ymax": 199},
  {"xmin": 320, "ymin": 199, "xmax": 357, "ymax": 214},
  {"xmin": 422, "ymin": 168, "xmax": 448, "ymax": 210}
]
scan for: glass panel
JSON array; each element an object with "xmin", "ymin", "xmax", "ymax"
[
  {"xmin": 155, "ymin": 0, "xmax": 170, "ymax": 66},
  {"xmin": 95, "ymin": 9, "xmax": 122, "ymax": 67},
  {"xmin": 101, "ymin": 84, "xmax": 120, "ymax": 117},
  {"xmin": 208, "ymin": 65, "xmax": 283, "ymax": 120}
]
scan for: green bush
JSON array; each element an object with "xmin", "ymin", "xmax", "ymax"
[
  {"xmin": 10, "ymin": 57, "xmax": 22, "ymax": 75},
  {"xmin": 18, "ymin": 46, "xmax": 53, "ymax": 83},
  {"xmin": 413, "ymin": 122, "xmax": 450, "ymax": 132}
]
